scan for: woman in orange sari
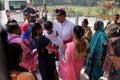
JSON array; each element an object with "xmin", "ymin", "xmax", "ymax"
[{"xmin": 60, "ymin": 25, "xmax": 89, "ymax": 80}]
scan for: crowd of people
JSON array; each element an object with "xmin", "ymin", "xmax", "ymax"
[{"xmin": 1, "ymin": 1, "xmax": 120, "ymax": 80}]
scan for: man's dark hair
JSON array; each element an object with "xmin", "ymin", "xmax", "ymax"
[
  {"xmin": 6, "ymin": 19, "xmax": 19, "ymax": 33},
  {"xmin": 83, "ymin": 19, "xmax": 89, "ymax": 25},
  {"xmin": 114, "ymin": 14, "xmax": 119, "ymax": 18},
  {"xmin": 7, "ymin": 19, "xmax": 17, "ymax": 26},
  {"xmin": 44, "ymin": 21, "xmax": 53, "ymax": 30},
  {"xmin": 55, "ymin": 9, "xmax": 66, "ymax": 16},
  {"xmin": 7, "ymin": 23, "xmax": 19, "ymax": 33}
]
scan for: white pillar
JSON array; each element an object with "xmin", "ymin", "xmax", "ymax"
[{"xmin": 75, "ymin": 14, "xmax": 79, "ymax": 25}]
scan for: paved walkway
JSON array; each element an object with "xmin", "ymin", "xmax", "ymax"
[
  {"xmin": 80, "ymin": 67, "xmax": 108, "ymax": 80},
  {"xmin": 58, "ymin": 67, "xmax": 108, "ymax": 80},
  {"xmin": 36, "ymin": 67, "xmax": 108, "ymax": 80},
  {"xmin": 35, "ymin": 59, "xmax": 108, "ymax": 80}
]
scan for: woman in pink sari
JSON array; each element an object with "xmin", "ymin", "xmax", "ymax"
[{"xmin": 59, "ymin": 25, "xmax": 89, "ymax": 80}]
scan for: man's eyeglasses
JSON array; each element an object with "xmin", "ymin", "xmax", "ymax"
[{"xmin": 55, "ymin": 14, "xmax": 62, "ymax": 16}]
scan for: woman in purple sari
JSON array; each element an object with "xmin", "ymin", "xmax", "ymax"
[{"xmin": 7, "ymin": 19, "xmax": 38, "ymax": 72}]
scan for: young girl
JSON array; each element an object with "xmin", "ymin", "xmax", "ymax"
[
  {"xmin": 44, "ymin": 21, "xmax": 63, "ymax": 60},
  {"xmin": 32, "ymin": 22, "xmax": 59, "ymax": 80}
]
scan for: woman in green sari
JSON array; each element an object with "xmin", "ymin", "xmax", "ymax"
[{"xmin": 84, "ymin": 20, "xmax": 108, "ymax": 80}]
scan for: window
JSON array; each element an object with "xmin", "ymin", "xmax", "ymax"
[
  {"xmin": 9, "ymin": 1, "xmax": 26, "ymax": 10},
  {"xmin": 0, "ymin": 0, "xmax": 5, "ymax": 11}
]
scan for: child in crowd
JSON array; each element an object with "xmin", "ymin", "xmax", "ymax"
[
  {"xmin": 44, "ymin": 21, "xmax": 63, "ymax": 60},
  {"xmin": 21, "ymin": 12, "xmax": 32, "ymax": 41}
]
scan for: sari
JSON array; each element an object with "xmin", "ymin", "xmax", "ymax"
[
  {"xmin": 8, "ymin": 33, "xmax": 38, "ymax": 72},
  {"xmin": 109, "ymin": 70, "xmax": 120, "ymax": 80},
  {"xmin": 59, "ymin": 40, "xmax": 89, "ymax": 80},
  {"xmin": 102, "ymin": 37, "xmax": 120, "ymax": 80},
  {"xmin": 84, "ymin": 21, "xmax": 108, "ymax": 80}
]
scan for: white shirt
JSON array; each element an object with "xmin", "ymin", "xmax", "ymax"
[
  {"xmin": 53, "ymin": 19, "xmax": 75, "ymax": 59},
  {"xmin": 53, "ymin": 19, "xmax": 75, "ymax": 41},
  {"xmin": 44, "ymin": 29, "xmax": 63, "ymax": 47}
]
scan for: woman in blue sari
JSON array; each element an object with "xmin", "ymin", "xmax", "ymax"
[{"xmin": 84, "ymin": 20, "xmax": 108, "ymax": 80}]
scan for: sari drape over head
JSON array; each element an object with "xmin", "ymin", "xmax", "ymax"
[{"xmin": 85, "ymin": 21, "xmax": 108, "ymax": 79}]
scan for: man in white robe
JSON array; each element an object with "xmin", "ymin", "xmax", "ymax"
[{"xmin": 53, "ymin": 8, "xmax": 75, "ymax": 60}]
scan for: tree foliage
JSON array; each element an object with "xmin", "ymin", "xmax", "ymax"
[
  {"xmin": 100, "ymin": 0, "xmax": 120, "ymax": 7},
  {"xmin": 32, "ymin": 0, "xmax": 120, "ymax": 7}
]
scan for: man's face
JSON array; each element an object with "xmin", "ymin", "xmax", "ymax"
[
  {"xmin": 27, "ymin": 2, "xmax": 31, "ymax": 8},
  {"xmin": 82, "ymin": 21, "xmax": 85, "ymax": 27},
  {"xmin": 55, "ymin": 12, "xmax": 65, "ymax": 23},
  {"xmin": 39, "ymin": 18, "xmax": 44, "ymax": 24},
  {"xmin": 112, "ymin": 15, "xmax": 119, "ymax": 22}
]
